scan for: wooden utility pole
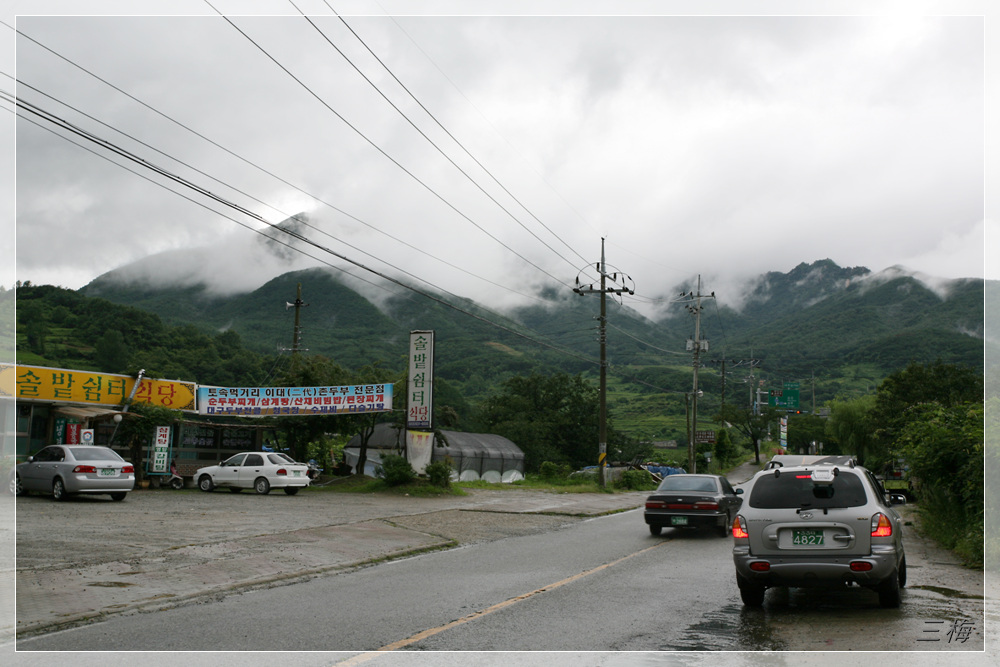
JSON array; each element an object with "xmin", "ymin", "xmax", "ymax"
[
  {"xmin": 573, "ymin": 239, "xmax": 633, "ymax": 487},
  {"xmin": 285, "ymin": 283, "xmax": 309, "ymax": 355}
]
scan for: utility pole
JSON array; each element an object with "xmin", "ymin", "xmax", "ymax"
[
  {"xmin": 573, "ymin": 238, "xmax": 634, "ymax": 488},
  {"xmin": 682, "ymin": 276, "xmax": 714, "ymax": 473},
  {"xmin": 285, "ymin": 283, "xmax": 309, "ymax": 355}
]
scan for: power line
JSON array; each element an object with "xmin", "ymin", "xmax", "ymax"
[
  {"xmin": 7, "ymin": 27, "xmax": 553, "ymax": 306},
  {"xmin": 10, "ymin": 91, "xmax": 601, "ymax": 369},
  {"xmin": 318, "ymin": 1, "xmax": 592, "ymax": 271},
  {"xmin": 204, "ymin": 4, "xmax": 574, "ymax": 290}
]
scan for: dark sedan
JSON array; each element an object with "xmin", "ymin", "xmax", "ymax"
[{"xmin": 644, "ymin": 473, "xmax": 742, "ymax": 537}]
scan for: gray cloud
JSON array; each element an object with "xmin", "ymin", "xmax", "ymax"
[{"xmin": 7, "ymin": 5, "xmax": 990, "ymax": 319}]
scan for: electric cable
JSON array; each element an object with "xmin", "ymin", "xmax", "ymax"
[{"xmin": 204, "ymin": 3, "xmax": 574, "ymax": 290}]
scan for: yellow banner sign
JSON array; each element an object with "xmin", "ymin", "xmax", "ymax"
[{"xmin": 8, "ymin": 364, "xmax": 196, "ymax": 411}]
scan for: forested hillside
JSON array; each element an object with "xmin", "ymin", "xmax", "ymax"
[{"xmin": 9, "ymin": 259, "xmax": 990, "ymax": 442}]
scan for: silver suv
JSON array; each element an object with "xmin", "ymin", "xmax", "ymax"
[{"xmin": 732, "ymin": 461, "xmax": 906, "ymax": 608}]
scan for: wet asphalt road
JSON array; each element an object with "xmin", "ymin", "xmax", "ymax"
[{"xmin": 13, "ymin": 502, "xmax": 990, "ymax": 655}]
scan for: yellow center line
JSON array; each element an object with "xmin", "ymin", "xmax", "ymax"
[{"xmin": 331, "ymin": 539, "xmax": 670, "ymax": 664}]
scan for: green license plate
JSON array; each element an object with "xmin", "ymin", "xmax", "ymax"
[
  {"xmin": 671, "ymin": 516, "xmax": 689, "ymax": 526},
  {"xmin": 791, "ymin": 529, "xmax": 824, "ymax": 546},
  {"xmin": 100, "ymin": 468, "xmax": 117, "ymax": 476}
]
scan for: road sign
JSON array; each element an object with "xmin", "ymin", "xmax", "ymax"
[{"xmin": 768, "ymin": 382, "xmax": 800, "ymax": 409}]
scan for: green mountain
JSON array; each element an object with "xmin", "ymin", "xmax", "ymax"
[{"xmin": 10, "ymin": 256, "xmax": 987, "ymax": 441}]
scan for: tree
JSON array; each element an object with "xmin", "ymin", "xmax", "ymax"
[
  {"xmin": 334, "ymin": 361, "xmax": 403, "ymax": 477},
  {"xmin": 825, "ymin": 395, "xmax": 876, "ymax": 465},
  {"xmin": 272, "ymin": 354, "xmax": 351, "ymax": 462},
  {"xmin": 714, "ymin": 404, "xmax": 782, "ymax": 464},
  {"xmin": 95, "ymin": 330, "xmax": 130, "ymax": 373},
  {"xmin": 869, "ymin": 361, "xmax": 983, "ymax": 452},
  {"xmin": 473, "ymin": 372, "xmax": 618, "ymax": 472}
]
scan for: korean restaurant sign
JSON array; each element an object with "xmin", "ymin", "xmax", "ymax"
[
  {"xmin": 196, "ymin": 384, "xmax": 393, "ymax": 417},
  {"xmin": 407, "ymin": 330, "xmax": 434, "ymax": 429},
  {"xmin": 9, "ymin": 364, "xmax": 196, "ymax": 411},
  {"xmin": 149, "ymin": 426, "xmax": 171, "ymax": 474}
]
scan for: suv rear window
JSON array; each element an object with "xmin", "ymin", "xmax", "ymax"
[{"xmin": 749, "ymin": 470, "xmax": 868, "ymax": 509}]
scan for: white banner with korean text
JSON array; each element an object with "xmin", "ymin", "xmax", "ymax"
[{"xmin": 196, "ymin": 384, "xmax": 393, "ymax": 417}]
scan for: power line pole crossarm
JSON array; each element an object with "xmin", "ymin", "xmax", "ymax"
[{"xmin": 573, "ymin": 238, "xmax": 634, "ymax": 488}]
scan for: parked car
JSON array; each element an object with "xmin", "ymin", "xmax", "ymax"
[
  {"xmin": 644, "ymin": 473, "xmax": 743, "ymax": 537},
  {"xmin": 13, "ymin": 445, "xmax": 135, "ymax": 501},
  {"xmin": 732, "ymin": 461, "xmax": 906, "ymax": 608},
  {"xmin": 195, "ymin": 451, "xmax": 311, "ymax": 495}
]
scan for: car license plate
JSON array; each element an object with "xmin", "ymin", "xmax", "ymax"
[
  {"xmin": 100, "ymin": 468, "xmax": 117, "ymax": 477},
  {"xmin": 792, "ymin": 529, "xmax": 824, "ymax": 546},
  {"xmin": 671, "ymin": 516, "xmax": 688, "ymax": 526},
  {"xmin": 293, "ymin": 470, "xmax": 301, "ymax": 477}
]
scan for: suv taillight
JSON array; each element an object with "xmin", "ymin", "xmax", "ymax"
[
  {"xmin": 733, "ymin": 515, "xmax": 749, "ymax": 539},
  {"xmin": 871, "ymin": 513, "xmax": 893, "ymax": 537}
]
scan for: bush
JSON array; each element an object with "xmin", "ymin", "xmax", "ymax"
[
  {"xmin": 424, "ymin": 460, "xmax": 453, "ymax": 488},
  {"xmin": 377, "ymin": 454, "xmax": 416, "ymax": 486},
  {"xmin": 614, "ymin": 469, "xmax": 656, "ymax": 491},
  {"xmin": 539, "ymin": 461, "xmax": 572, "ymax": 480}
]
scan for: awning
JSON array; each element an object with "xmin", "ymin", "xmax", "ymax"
[{"xmin": 53, "ymin": 406, "xmax": 122, "ymax": 420}]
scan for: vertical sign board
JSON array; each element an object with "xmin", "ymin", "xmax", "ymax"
[
  {"xmin": 780, "ymin": 417, "xmax": 788, "ymax": 450},
  {"xmin": 149, "ymin": 426, "xmax": 171, "ymax": 474},
  {"xmin": 407, "ymin": 331, "xmax": 434, "ymax": 429}
]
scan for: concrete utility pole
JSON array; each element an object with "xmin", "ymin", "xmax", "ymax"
[
  {"xmin": 683, "ymin": 276, "xmax": 714, "ymax": 473},
  {"xmin": 573, "ymin": 238, "xmax": 634, "ymax": 488},
  {"xmin": 285, "ymin": 283, "xmax": 309, "ymax": 355}
]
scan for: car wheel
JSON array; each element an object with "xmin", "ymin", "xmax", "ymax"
[
  {"xmin": 254, "ymin": 477, "xmax": 270, "ymax": 495},
  {"xmin": 52, "ymin": 478, "xmax": 69, "ymax": 502},
  {"xmin": 878, "ymin": 569, "xmax": 902, "ymax": 608},
  {"xmin": 898, "ymin": 558, "xmax": 907, "ymax": 588},
  {"xmin": 717, "ymin": 513, "xmax": 731, "ymax": 537},
  {"xmin": 12, "ymin": 473, "xmax": 27, "ymax": 496},
  {"xmin": 283, "ymin": 487, "xmax": 299, "ymax": 496},
  {"xmin": 198, "ymin": 475, "xmax": 214, "ymax": 492},
  {"xmin": 229, "ymin": 487, "xmax": 242, "ymax": 493},
  {"xmin": 110, "ymin": 492, "xmax": 127, "ymax": 502},
  {"xmin": 737, "ymin": 575, "xmax": 766, "ymax": 607},
  {"xmin": 649, "ymin": 524, "xmax": 662, "ymax": 536}
]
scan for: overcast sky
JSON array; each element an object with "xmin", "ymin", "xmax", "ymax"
[{"xmin": 5, "ymin": 1, "xmax": 995, "ymax": 318}]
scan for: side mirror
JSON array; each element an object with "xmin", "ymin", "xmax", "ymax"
[
  {"xmin": 887, "ymin": 493, "xmax": 907, "ymax": 506},
  {"xmin": 735, "ymin": 488, "xmax": 744, "ymax": 495}
]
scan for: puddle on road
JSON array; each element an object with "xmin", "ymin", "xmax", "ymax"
[
  {"xmin": 662, "ymin": 602, "xmax": 785, "ymax": 651},
  {"xmin": 652, "ymin": 584, "xmax": 984, "ymax": 652}
]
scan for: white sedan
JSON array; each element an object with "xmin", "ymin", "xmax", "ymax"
[{"xmin": 195, "ymin": 452, "xmax": 311, "ymax": 495}]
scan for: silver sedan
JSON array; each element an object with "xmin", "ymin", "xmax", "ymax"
[{"xmin": 14, "ymin": 445, "xmax": 135, "ymax": 501}]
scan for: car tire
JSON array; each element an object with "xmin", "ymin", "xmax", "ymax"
[
  {"xmin": 110, "ymin": 492, "xmax": 127, "ymax": 502},
  {"xmin": 649, "ymin": 524, "xmax": 662, "ymax": 536},
  {"xmin": 717, "ymin": 513, "xmax": 731, "ymax": 537},
  {"xmin": 52, "ymin": 478, "xmax": 69, "ymax": 501},
  {"xmin": 899, "ymin": 558, "xmax": 907, "ymax": 588},
  {"xmin": 12, "ymin": 473, "xmax": 27, "ymax": 496},
  {"xmin": 254, "ymin": 477, "xmax": 270, "ymax": 495},
  {"xmin": 283, "ymin": 487, "xmax": 300, "ymax": 496},
  {"xmin": 198, "ymin": 475, "xmax": 214, "ymax": 492},
  {"xmin": 878, "ymin": 569, "xmax": 902, "ymax": 608},
  {"xmin": 737, "ymin": 575, "xmax": 766, "ymax": 607}
]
